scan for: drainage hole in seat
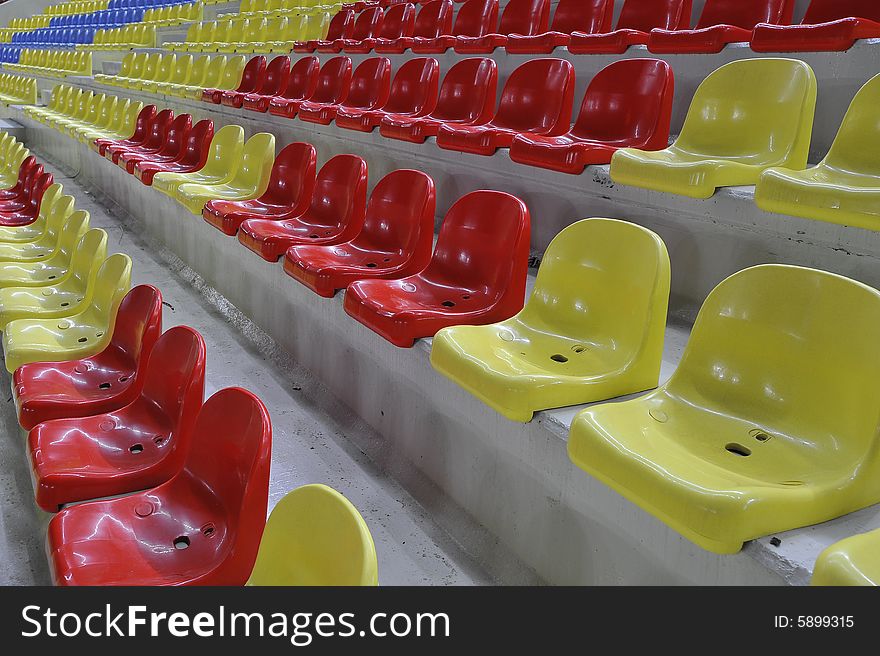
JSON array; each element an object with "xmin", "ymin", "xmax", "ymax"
[
  {"xmin": 750, "ymin": 429, "xmax": 771, "ymax": 442},
  {"xmin": 441, "ymin": 300, "xmax": 455, "ymax": 308},
  {"xmin": 309, "ymin": 234, "xmax": 318, "ymax": 238},
  {"xmin": 154, "ymin": 435, "xmax": 166, "ymax": 446},
  {"xmin": 96, "ymin": 332, "xmax": 103, "ymax": 337},
  {"xmin": 119, "ymin": 375, "xmax": 130, "ymax": 382},
  {"xmin": 366, "ymin": 262, "xmax": 377, "ymax": 268},
  {"xmin": 77, "ymin": 337, "xmax": 88, "ymax": 343},
  {"xmin": 550, "ymin": 354, "xmax": 569, "ymax": 363},
  {"xmin": 173, "ymin": 536, "xmax": 190, "ymax": 550},
  {"xmin": 202, "ymin": 523, "xmax": 215, "ymax": 537},
  {"xmin": 383, "ymin": 257, "xmax": 391, "ymax": 262},
  {"xmin": 571, "ymin": 345, "xmax": 586, "ymax": 353},
  {"xmin": 462, "ymin": 294, "xmax": 471, "ymax": 300},
  {"xmin": 725, "ymin": 443, "xmax": 751, "ymax": 457},
  {"xmin": 99, "ymin": 382, "xmax": 111, "ymax": 389},
  {"xmin": 129, "ymin": 443, "xmax": 143, "ymax": 454},
  {"xmin": 60, "ymin": 302, "xmax": 69, "ymax": 307}
]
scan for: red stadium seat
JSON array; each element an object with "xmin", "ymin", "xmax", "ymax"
[
  {"xmin": 344, "ymin": 2, "xmax": 415, "ymax": 52},
  {"xmin": 203, "ymin": 142, "xmax": 317, "ymax": 236},
  {"xmin": 379, "ymin": 57, "xmax": 496, "ymax": 142},
  {"xmin": 750, "ymin": 0, "xmax": 880, "ymax": 52},
  {"xmin": 118, "ymin": 113, "xmax": 191, "ymax": 175},
  {"xmin": 13, "ymin": 285, "xmax": 163, "ymax": 432},
  {"xmin": 411, "ymin": 0, "xmax": 498, "ymax": 53},
  {"xmin": 344, "ymin": 190, "xmax": 530, "ymax": 348},
  {"xmin": 284, "ymin": 169, "xmax": 436, "ymax": 297},
  {"xmin": 249, "ymin": 56, "xmax": 319, "ymax": 114},
  {"xmin": 436, "ymin": 58, "xmax": 574, "ymax": 156},
  {"xmin": 336, "ymin": 57, "xmax": 439, "ymax": 132},
  {"xmin": 0, "ymin": 171, "xmax": 54, "ymax": 226},
  {"xmin": 268, "ymin": 56, "xmax": 351, "ymax": 119},
  {"xmin": 569, "ymin": 0, "xmax": 692, "ymax": 54},
  {"xmin": 295, "ymin": 10, "xmax": 355, "ymax": 52},
  {"xmin": 375, "ymin": 0, "xmax": 453, "ymax": 53},
  {"xmin": 238, "ymin": 154, "xmax": 368, "ymax": 262},
  {"xmin": 506, "ymin": 0, "xmax": 613, "ymax": 53},
  {"xmin": 46, "ymin": 387, "xmax": 272, "ymax": 586},
  {"xmin": 134, "ymin": 119, "xmax": 215, "ymax": 186},
  {"xmin": 94, "ymin": 105, "xmax": 156, "ymax": 157},
  {"xmin": 509, "ymin": 59, "xmax": 674, "ymax": 174},
  {"xmin": 28, "ymin": 325, "xmax": 205, "ymax": 512},
  {"xmin": 0, "ymin": 156, "xmax": 38, "ymax": 201},
  {"xmin": 223, "ymin": 55, "xmax": 289, "ymax": 109},
  {"xmin": 298, "ymin": 57, "xmax": 391, "ymax": 125},
  {"xmin": 0, "ymin": 161, "xmax": 43, "ymax": 211},
  {"xmin": 209, "ymin": 56, "xmax": 266, "ymax": 104},
  {"xmin": 321, "ymin": 7, "xmax": 383, "ymax": 52},
  {"xmin": 454, "ymin": 0, "xmax": 550, "ymax": 53},
  {"xmin": 105, "ymin": 108, "xmax": 174, "ymax": 165},
  {"xmin": 648, "ymin": 0, "xmax": 795, "ymax": 53}
]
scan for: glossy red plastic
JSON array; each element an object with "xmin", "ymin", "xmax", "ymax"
[
  {"xmin": 436, "ymin": 58, "xmax": 574, "ymax": 156},
  {"xmin": 46, "ymin": 387, "xmax": 272, "ymax": 586},
  {"xmin": 648, "ymin": 0, "xmax": 794, "ymax": 53},
  {"xmin": 267, "ymin": 56, "xmax": 351, "ymax": 119},
  {"xmin": 227, "ymin": 56, "xmax": 289, "ymax": 110},
  {"xmin": 241, "ymin": 56, "xmax": 296, "ymax": 112},
  {"xmin": 411, "ymin": 0, "xmax": 498, "ymax": 52},
  {"xmin": 203, "ymin": 142, "xmax": 317, "ymax": 235},
  {"xmin": 94, "ymin": 105, "xmax": 156, "ymax": 156},
  {"xmin": 210, "ymin": 56, "xmax": 267, "ymax": 105},
  {"xmin": 298, "ymin": 57, "xmax": 391, "ymax": 125},
  {"xmin": 284, "ymin": 169, "xmax": 436, "ymax": 297},
  {"xmin": 118, "ymin": 113, "xmax": 192, "ymax": 175},
  {"xmin": 569, "ymin": 0, "xmax": 692, "ymax": 54},
  {"xmin": 344, "ymin": 190, "xmax": 530, "ymax": 347},
  {"xmin": 336, "ymin": 57, "xmax": 439, "ymax": 132},
  {"xmin": 509, "ymin": 59, "xmax": 674, "ymax": 174},
  {"xmin": 375, "ymin": 0, "xmax": 453, "ymax": 53},
  {"xmin": 256, "ymin": 56, "xmax": 319, "ymax": 116},
  {"xmin": 301, "ymin": 9, "xmax": 355, "ymax": 52},
  {"xmin": 344, "ymin": 4, "xmax": 416, "ymax": 52},
  {"xmin": 454, "ymin": 0, "xmax": 550, "ymax": 53},
  {"xmin": 29, "ymin": 325, "xmax": 206, "ymax": 512},
  {"xmin": 328, "ymin": 6, "xmax": 384, "ymax": 53},
  {"xmin": 750, "ymin": 0, "xmax": 880, "ymax": 52},
  {"xmin": 106, "ymin": 108, "xmax": 174, "ymax": 165},
  {"xmin": 135, "ymin": 119, "xmax": 215, "ymax": 186},
  {"xmin": 379, "ymin": 57, "xmax": 497, "ymax": 143},
  {"xmin": 0, "ymin": 171, "xmax": 54, "ymax": 226},
  {"xmin": 13, "ymin": 285, "xmax": 163, "ymax": 432},
  {"xmin": 0, "ymin": 161, "xmax": 43, "ymax": 211},
  {"xmin": 506, "ymin": 0, "xmax": 613, "ymax": 53},
  {"xmin": 0, "ymin": 156, "xmax": 37, "ymax": 201},
  {"xmin": 238, "ymin": 154, "xmax": 368, "ymax": 262}
]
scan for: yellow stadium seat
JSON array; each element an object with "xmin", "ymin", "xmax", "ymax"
[
  {"xmin": 2, "ymin": 252, "xmax": 132, "ymax": 373},
  {"xmin": 155, "ymin": 54, "xmax": 194, "ymax": 94},
  {"xmin": 125, "ymin": 52, "xmax": 161, "ymax": 90},
  {"xmin": 0, "ymin": 229, "xmax": 108, "ymax": 331},
  {"xmin": 153, "ymin": 124, "xmax": 245, "ymax": 196},
  {"xmin": 756, "ymin": 73, "xmax": 880, "ymax": 232},
  {"xmin": 610, "ymin": 58, "xmax": 817, "ymax": 199},
  {"xmin": 73, "ymin": 95, "xmax": 117, "ymax": 142},
  {"xmin": 181, "ymin": 56, "xmax": 227, "ymax": 99},
  {"xmin": 247, "ymin": 484, "xmax": 378, "ymax": 586},
  {"xmin": 0, "ymin": 184, "xmax": 66, "ymax": 244},
  {"xmin": 176, "ymin": 132, "xmax": 275, "ymax": 214},
  {"xmin": 431, "ymin": 219, "xmax": 671, "ymax": 423},
  {"xmin": 86, "ymin": 99, "xmax": 142, "ymax": 146},
  {"xmin": 812, "ymin": 530, "xmax": 880, "ymax": 586},
  {"xmin": 0, "ymin": 208, "xmax": 87, "ymax": 288},
  {"xmin": 568, "ymin": 264, "xmax": 880, "ymax": 554},
  {"xmin": 138, "ymin": 53, "xmax": 177, "ymax": 92}
]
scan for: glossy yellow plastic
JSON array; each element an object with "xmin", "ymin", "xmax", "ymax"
[
  {"xmin": 247, "ymin": 484, "xmax": 378, "ymax": 586},
  {"xmin": 0, "ymin": 184, "xmax": 65, "ymax": 243},
  {"xmin": 756, "ymin": 73, "xmax": 880, "ymax": 231},
  {"xmin": 75, "ymin": 95, "xmax": 118, "ymax": 142},
  {"xmin": 0, "ymin": 191, "xmax": 78, "ymax": 262},
  {"xmin": 610, "ymin": 59, "xmax": 817, "ymax": 199},
  {"xmin": 3, "ymin": 252, "xmax": 131, "ymax": 372},
  {"xmin": 89, "ymin": 99, "xmax": 142, "ymax": 143},
  {"xmin": 47, "ymin": 88, "xmax": 85, "ymax": 130},
  {"xmin": 26, "ymin": 85, "xmax": 68, "ymax": 121},
  {"xmin": 0, "ymin": 144, "xmax": 27, "ymax": 188},
  {"xmin": 431, "ymin": 219, "xmax": 671, "ymax": 423},
  {"xmin": 95, "ymin": 52, "xmax": 134, "ymax": 84},
  {"xmin": 138, "ymin": 54, "xmax": 176, "ymax": 92},
  {"xmin": 61, "ymin": 93, "xmax": 103, "ymax": 137},
  {"xmin": 55, "ymin": 91, "xmax": 97, "ymax": 134},
  {"xmin": 182, "ymin": 56, "xmax": 228, "ymax": 99},
  {"xmin": 265, "ymin": 13, "xmax": 306, "ymax": 50},
  {"xmin": 0, "ymin": 229, "xmax": 108, "ymax": 330},
  {"xmin": 213, "ymin": 54, "xmax": 245, "ymax": 91},
  {"xmin": 153, "ymin": 124, "xmax": 245, "ymax": 197},
  {"xmin": 155, "ymin": 54, "xmax": 194, "ymax": 94},
  {"xmin": 176, "ymin": 132, "xmax": 275, "ymax": 215},
  {"xmin": 812, "ymin": 530, "xmax": 880, "ymax": 586},
  {"xmin": 568, "ymin": 264, "xmax": 880, "ymax": 554},
  {"xmin": 254, "ymin": 16, "xmax": 289, "ymax": 53},
  {"xmin": 215, "ymin": 18, "xmax": 247, "ymax": 52},
  {"xmin": 0, "ymin": 208, "xmax": 86, "ymax": 288},
  {"xmin": 124, "ymin": 52, "xmax": 160, "ymax": 90}
]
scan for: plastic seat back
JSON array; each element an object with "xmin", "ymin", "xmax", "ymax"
[
  {"xmin": 159, "ymin": 113, "xmax": 193, "ymax": 157},
  {"xmin": 324, "ymin": 9, "xmax": 355, "ymax": 40},
  {"xmin": 261, "ymin": 141, "xmax": 317, "ymax": 211},
  {"xmin": 141, "ymin": 108, "xmax": 175, "ymax": 151},
  {"xmin": 492, "ymin": 58, "xmax": 574, "ymax": 133},
  {"xmin": 343, "ymin": 57, "xmax": 391, "ymax": 109},
  {"xmin": 53, "ymin": 210, "xmax": 91, "ymax": 267},
  {"xmin": 426, "ymin": 190, "xmax": 529, "ymax": 300},
  {"xmin": 178, "ymin": 119, "xmax": 216, "ymax": 168},
  {"xmin": 349, "ymin": 7, "xmax": 384, "ymax": 40},
  {"xmin": 202, "ymin": 124, "xmax": 246, "ymax": 177},
  {"xmin": 694, "ymin": 0, "xmax": 794, "ymax": 30},
  {"xmin": 279, "ymin": 55, "xmax": 320, "ymax": 100},
  {"xmin": 308, "ymin": 56, "xmax": 353, "ymax": 104},
  {"xmin": 236, "ymin": 55, "xmax": 267, "ymax": 93},
  {"xmin": 819, "ymin": 73, "xmax": 880, "ymax": 177},
  {"xmin": 432, "ymin": 57, "xmax": 497, "ymax": 122},
  {"xmin": 177, "ymin": 387, "xmax": 272, "ymax": 582},
  {"xmin": 169, "ymin": 53, "xmax": 193, "ymax": 84},
  {"xmin": 382, "ymin": 57, "xmax": 439, "ymax": 114},
  {"xmin": 451, "ymin": 0, "xmax": 499, "ymax": 38},
  {"xmin": 247, "ymin": 484, "xmax": 378, "ymax": 586},
  {"xmin": 617, "ymin": 0, "xmax": 692, "ymax": 32},
  {"xmin": 801, "ymin": 0, "xmax": 880, "ymax": 24},
  {"xmin": 138, "ymin": 52, "xmax": 161, "ymax": 82},
  {"xmin": 218, "ymin": 55, "xmax": 246, "ymax": 90},
  {"xmin": 572, "ymin": 59, "xmax": 674, "ymax": 149},
  {"xmin": 91, "ymin": 95, "xmax": 117, "ymax": 130},
  {"xmin": 552, "ymin": 0, "xmax": 613, "ymax": 34},
  {"xmin": 673, "ymin": 58, "xmax": 816, "ymax": 168},
  {"xmin": 153, "ymin": 53, "xmax": 176, "ymax": 83},
  {"xmin": 101, "ymin": 284, "xmax": 163, "ymax": 388},
  {"xmin": 201, "ymin": 56, "xmax": 228, "ymax": 88},
  {"xmin": 305, "ymin": 154, "xmax": 368, "ymax": 228},
  {"xmin": 67, "ymin": 228, "xmax": 109, "ymax": 292},
  {"xmin": 83, "ymin": 253, "xmax": 132, "ymax": 328},
  {"xmin": 496, "ymin": 0, "xmax": 550, "ymax": 36},
  {"xmin": 231, "ymin": 132, "xmax": 276, "ymax": 193},
  {"xmin": 259, "ymin": 55, "xmax": 290, "ymax": 95},
  {"xmin": 376, "ymin": 2, "xmax": 415, "ymax": 39},
  {"xmin": 186, "ymin": 55, "xmax": 210, "ymax": 87}
]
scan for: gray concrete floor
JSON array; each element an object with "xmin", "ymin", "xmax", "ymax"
[{"xmin": 0, "ymin": 159, "xmax": 494, "ymax": 586}]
